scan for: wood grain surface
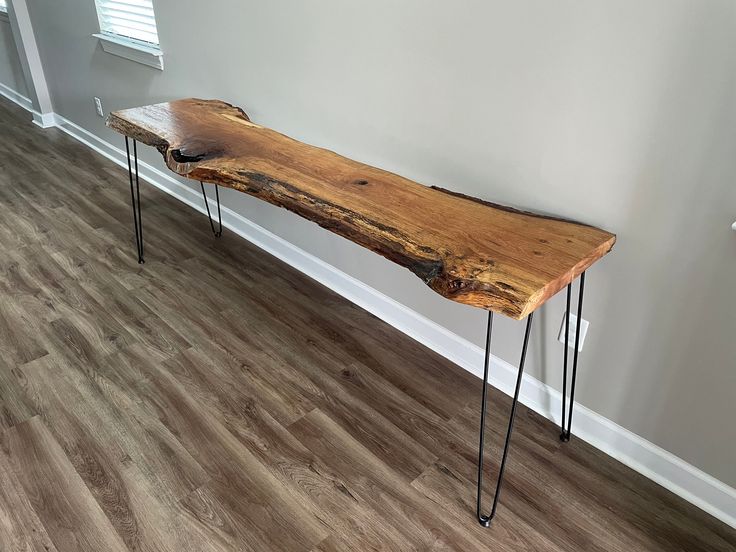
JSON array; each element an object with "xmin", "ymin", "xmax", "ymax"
[
  {"xmin": 1, "ymin": 97, "xmax": 731, "ymax": 551},
  {"xmin": 107, "ymin": 99, "xmax": 615, "ymax": 319}
]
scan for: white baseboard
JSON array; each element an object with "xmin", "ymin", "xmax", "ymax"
[
  {"xmin": 18, "ymin": 108, "xmax": 736, "ymax": 529},
  {"xmin": 0, "ymin": 81, "xmax": 57, "ymax": 128},
  {"xmin": 0, "ymin": 81, "xmax": 33, "ymax": 112}
]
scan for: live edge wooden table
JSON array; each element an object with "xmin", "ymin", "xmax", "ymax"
[{"xmin": 107, "ymin": 98, "xmax": 616, "ymax": 528}]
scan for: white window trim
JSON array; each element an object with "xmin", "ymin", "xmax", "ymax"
[{"xmin": 93, "ymin": 32, "xmax": 163, "ymax": 70}]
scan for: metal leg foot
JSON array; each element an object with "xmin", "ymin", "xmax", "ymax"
[
  {"xmin": 200, "ymin": 182, "xmax": 223, "ymax": 238},
  {"xmin": 125, "ymin": 137, "xmax": 144, "ymax": 263},
  {"xmin": 560, "ymin": 271, "xmax": 585, "ymax": 441},
  {"xmin": 477, "ymin": 311, "xmax": 534, "ymax": 526}
]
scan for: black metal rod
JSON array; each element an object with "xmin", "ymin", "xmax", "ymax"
[
  {"xmin": 564, "ymin": 271, "xmax": 585, "ymax": 440},
  {"xmin": 560, "ymin": 283, "xmax": 572, "ymax": 440},
  {"xmin": 125, "ymin": 137, "xmax": 144, "ymax": 264},
  {"xmin": 477, "ymin": 311, "xmax": 534, "ymax": 526},
  {"xmin": 200, "ymin": 182, "xmax": 223, "ymax": 238},
  {"xmin": 125, "ymin": 137, "xmax": 139, "ymax": 250},
  {"xmin": 476, "ymin": 310, "xmax": 494, "ymax": 524},
  {"xmin": 215, "ymin": 184, "xmax": 222, "ymax": 236},
  {"xmin": 133, "ymin": 139, "xmax": 144, "ymax": 262}
]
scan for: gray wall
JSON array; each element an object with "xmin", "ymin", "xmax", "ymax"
[
  {"xmin": 0, "ymin": 15, "xmax": 28, "ymax": 97},
  {"xmin": 9, "ymin": 0, "xmax": 736, "ymax": 487}
]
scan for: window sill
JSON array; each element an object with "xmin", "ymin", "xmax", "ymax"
[{"xmin": 93, "ymin": 33, "xmax": 163, "ymax": 70}]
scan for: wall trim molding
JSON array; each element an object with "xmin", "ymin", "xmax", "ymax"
[
  {"xmin": 6, "ymin": 100, "xmax": 734, "ymax": 529},
  {"xmin": 0, "ymin": 81, "xmax": 58, "ymax": 128},
  {"xmin": 93, "ymin": 33, "xmax": 165, "ymax": 71},
  {"xmin": 0, "ymin": 81, "xmax": 33, "ymax": 111},
  {"xmin": 32, "ymin": 110, "xmax": 57, "ymax": 128}
]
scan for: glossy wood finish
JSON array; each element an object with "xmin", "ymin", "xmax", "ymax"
[
  {"xmin": 0, "ymin": 98, "xmax": 732, "ymax": 551},
  {"xmin": 108, "ymin": 99, "xmax": 615, "ymax": 319}
]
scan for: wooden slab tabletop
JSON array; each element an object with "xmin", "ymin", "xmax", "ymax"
[{"xmin": 107, "ymin": 99, "xmax": 615, "ymax": 319}]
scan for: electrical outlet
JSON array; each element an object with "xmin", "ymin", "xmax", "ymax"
[
  {"xmin": 94, "ymin": 97, "xmax": 104, "ymax": 117},
  {"xmin": 558, "ymin": 312, "xmax": 589, "ymax": 352}
]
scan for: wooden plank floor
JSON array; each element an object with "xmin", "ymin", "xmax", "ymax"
[{"xmin": 0, "ymin": 97, "xmax": 733, "ymax": 552}]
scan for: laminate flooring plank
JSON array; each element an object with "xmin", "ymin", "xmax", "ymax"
[
  {"xmin": 0, "ymin": 430, "xmax": 59, "ymax": 552},
  {"xmin": 0, "ymin": 416, "xmax": 130, "ymax": 552},
  {"xmin": 97, "ymin": 345, "xmax": 329, "ymax": 552},
  {"xmin": 0, "ymin": 297, "xmax": 49, "ymax": 366},
  {"xmin": 424, "ymin": 402, "xmax": 736, "ymax": 552},
  {"xmin": 183, "ymin": 253, "xmax": 477, "ymax": 422},
  {"xmin": 78, "ymin": 276, "xmax": 191, "ymax": 359},
  {"xmin": 289, "ymin": 409, "xmax": 526, "ymax": 552},
  {"xmin": 160, "ymin": 347, "xmax": 417, "ymax": 551},
  {"xmin": 0, "ymin": 363, "xmax": 38, "ymax": 431},
  {"xmin": 19, "ymin": 353, "xmax": 216, "ymax": 552},
  {"xmin": 215, "ymin": 306, "xmax": 440, "ymax": 482}
]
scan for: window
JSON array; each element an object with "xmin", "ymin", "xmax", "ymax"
[
  {"xmin": 0, "ymin": 0, "xmax": 7, "ymax": 13},
  {"xmin": 94, "ymin": 0, "xmax": 160, "ymax": 47},
  {"xmin": 93, "ymin": 0, "xmax": 163, "ymax": 69}
]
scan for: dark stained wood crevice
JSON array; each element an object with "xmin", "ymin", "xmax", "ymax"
[
  {"xmin": 170, "ymin": 149, "xmax": 207, "ymax": 164},
  {"xmin": 107, "ymin": 98, "xmax": 616, "ymax": 319}
]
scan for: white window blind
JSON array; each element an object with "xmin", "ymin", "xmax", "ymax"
[
  {"xmin": 94, "ymin": 0, "xmax": 159, "ymax": 46},
  {"xmin": 0, "ymin": 1, "xmax": 8, "ymax": 13}
]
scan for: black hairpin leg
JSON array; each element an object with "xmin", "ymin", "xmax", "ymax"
[
  {"xmin": 200, "ymin": 182, "xmax": 222, "ymax": 238},
  {"xmin": 477, "ymin": 311, "xmax": 534, "ymax": 526},
  {"xmin": 560, "ymin": 271, "xmax": 585, "ymax": 442},
  {"xmin": 125, "ymin": 137, "xmax": 144, "ymax": 263}
]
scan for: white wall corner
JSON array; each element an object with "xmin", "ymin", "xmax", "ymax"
[
  {"xmin": 7, "ymin": 106, "xmax": 736, "ymax": 531},
  {"xmin": 5, "ymin": 0, "xmax": 53, "ymax": 115}
]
